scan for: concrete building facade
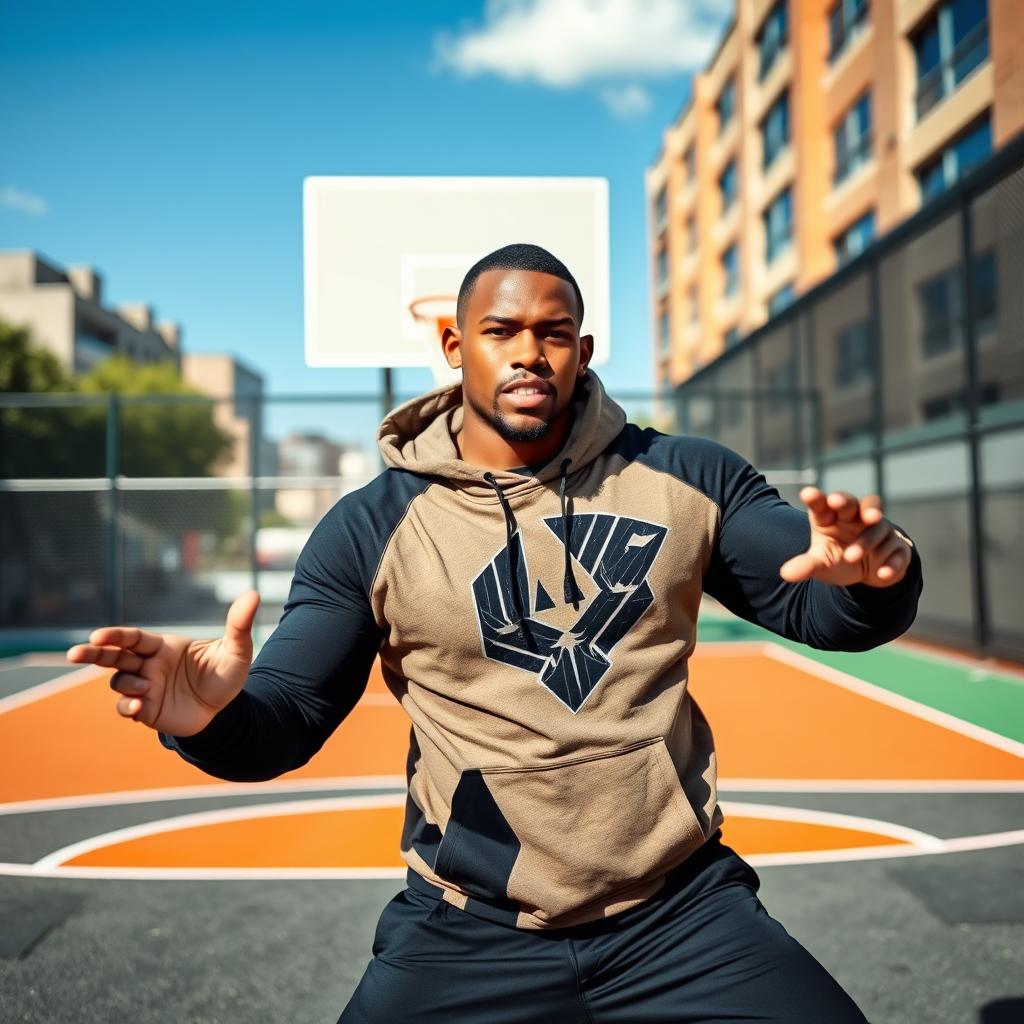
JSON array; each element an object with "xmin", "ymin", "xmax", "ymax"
[
  {"xmin": 180, "ymin": 353, "xmax": 266, "ymax": 479},
  {"xmin": 0, "ymin": 250, "xmax": 182, "ymax": 374},
  {"xmin": 647, "ymin": 0, "xmax": 1024, "ymax": 389}
]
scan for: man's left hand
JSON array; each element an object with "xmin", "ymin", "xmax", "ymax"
[{"xmin": 779, "ymin": 488, "xmax": 914, "ymax": 589}]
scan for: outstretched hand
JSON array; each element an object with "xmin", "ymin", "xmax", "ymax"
[
  {"xmin": 779, "ymin": 488, "xmax": 914, "ymax": 589},
  {"xmin": 65, "ymin": 591, "xmax": 260, "ymax": 737}
]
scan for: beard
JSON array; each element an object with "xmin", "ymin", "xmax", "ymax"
[
  {"xmin": 463, "ymin": 383, "xmax": 557, "ymax": 444},
  {"xmin": 490, "ymin": 400, "xmax": 553, "ymax": 443}
]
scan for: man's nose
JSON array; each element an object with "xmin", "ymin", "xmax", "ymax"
[{"xmin": 510, "ymin": 330, "xmax": 547, "ymax": 368}]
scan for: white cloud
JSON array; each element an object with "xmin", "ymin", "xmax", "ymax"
[
  {"xmin": 600, "ymin": 83, "xmax": 653, "ymax": 119},
  {"xmin": 434, "ymin": 0, "xmax": 724, "ymax": 88},
  {"xmin": 0, "ymin": 186, "xmax": 49, "ymax": 216}
]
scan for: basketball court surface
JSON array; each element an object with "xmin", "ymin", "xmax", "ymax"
[{"xmin": 1, "ymin": 607, "xmax": 1021, "ymax": 1023}]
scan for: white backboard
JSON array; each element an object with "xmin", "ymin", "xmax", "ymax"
[{"xmin": 303, "ymin": 176, "xmax": 610, "ymax": 371}]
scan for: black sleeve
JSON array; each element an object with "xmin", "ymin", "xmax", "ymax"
[
  {"xmin": 157, "ymin": 470, "xmax": 430, "ymax": 781},
  {"xmin": 702, "ymin": 445, "xmax": 923, "ymax": 652}
]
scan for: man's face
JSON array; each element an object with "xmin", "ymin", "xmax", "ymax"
[{"xmin": 442, "ymin": 268, "xmax": 594, "ymax": 446}]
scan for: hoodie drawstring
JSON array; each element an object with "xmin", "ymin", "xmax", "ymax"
[
  {"xmin": 483, "ymin": 461, "xmax": 579, "ymax": 626},
  {"xmin": 559, "ymin": 458, "xmax": 581, "ymax": 608},
  {"xmin": 483, "ymin": 471, "xmax": 524, "ymax": 626}
]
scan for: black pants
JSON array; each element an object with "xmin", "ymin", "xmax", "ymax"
[{"xmin": 338, "ymin": 835, "xmax": 869, "ymax": 1023}]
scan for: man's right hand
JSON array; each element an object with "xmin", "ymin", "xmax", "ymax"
[{"xmin": 65, "ymin": 591, "xmax": 260, "ymax": 738}]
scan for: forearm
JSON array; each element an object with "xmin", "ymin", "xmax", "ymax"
[
  {"xmin": 781, "ymin": 543, "xmax": 923, "ymax": 651},
  {"xmin": 158, "ymin": 662, "xmax": 362, "ymax": 782}
]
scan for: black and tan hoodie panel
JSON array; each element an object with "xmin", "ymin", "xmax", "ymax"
[{"xmin": 162, "ymin": 372, "xmax": 923, "ymax": 931}]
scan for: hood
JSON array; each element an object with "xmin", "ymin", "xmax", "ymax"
[{"xmin": 377, "ymin": 369, "xmax": 626, "ymax": 500}]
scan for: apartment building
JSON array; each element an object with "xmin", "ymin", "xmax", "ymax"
[
  {"xmin": 646, "ymin": 0, "xmax": 1024, "ymax": 389},
  {"xmin": 0, "ymin": 250, "xmax": 182, "ymax": 373}
]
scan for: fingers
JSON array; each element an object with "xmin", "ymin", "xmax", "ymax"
[
  {"xmin": 222, "ymin": 590, "xmax": 260, "ymax": 663},
  {"xmin": 859, "ymin": 493, "xmax": 883, "ymax": 524},
  {"xmin": 116, "ymin": 695, "xmax": 145, "ymax": 719},
  {"xmin": 841, "ymin": 521, "xmax": 891, "ymax": 563},
  {"xmin": 873, "ymin": 535, "xmax": 911, "ymax": 583},
  {"xmin": 800, "ymin": 488, "xmax": 884, "ymax": 528},
  {"xmin": 779, "ymin": 552, "xmax": 822, "ymax": 583},
  {"xmin": 110, "ymin": 673, "xmax": 151, "ymax": 721},
  {"xmin": 66, "ymin": 644, "xmax": 146, "ymax": 673},
  {"xmin": 85, "ymin": 626, "xmax": 163, "ymax": 657}
]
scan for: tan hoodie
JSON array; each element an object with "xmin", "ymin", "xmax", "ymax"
[{"xmin": 163, "ymin": 370, "xmax": 922, "ymax": 930}]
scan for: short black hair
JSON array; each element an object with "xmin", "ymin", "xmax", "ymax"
[{"xmin": 456, "ymin": 243, "xmax": 585, "ymax": 330}]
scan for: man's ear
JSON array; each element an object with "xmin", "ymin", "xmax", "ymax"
[
  {"xmin": 441, "ymin": 325, "xmax": 462, "ymax": 369},
  {"xmin": 577, "ymin": 334, "xmax": 595, "ymax": 377}
]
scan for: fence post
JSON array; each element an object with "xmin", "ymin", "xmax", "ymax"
[
  {"xmin": 867, "ymin": 259, "xmax": 885, "ymax": 504},
  {"xmin": 959, "ymin": 199, "xmax": 989, "ymax": 656},
  {"xmin": 106, "ymin": 394, "xmax": 122, "ymax": 624},
  {"xmin": 249, "ymin": 394, "xmax": 260, "ymax": 598}
]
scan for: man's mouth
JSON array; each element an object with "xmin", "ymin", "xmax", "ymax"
[{"xmin": 500, "ymin": 379, "xmax": 554, "ymax": 410}]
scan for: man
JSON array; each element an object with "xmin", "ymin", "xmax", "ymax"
[{"xmin": 68, "ymin": 243, "xmax": 921, "ymax": 1022}]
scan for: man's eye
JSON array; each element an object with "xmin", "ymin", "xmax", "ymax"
[{"xmin": 485, "ymin": 327, "xmax": 510, "ymax": 336}]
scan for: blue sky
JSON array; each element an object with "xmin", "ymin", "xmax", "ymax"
[{"xmin": 1, "ymin": 0, "xmax": 730, "ymax": 397}]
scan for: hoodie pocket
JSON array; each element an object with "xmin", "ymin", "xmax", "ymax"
[{"xmin": 434, "ymin": 738, "xmax": 704, "ymax": 922}]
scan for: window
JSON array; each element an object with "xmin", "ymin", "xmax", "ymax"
[
  {"xmin": 724, "ymin": 326, "xmax": 741, "ymax": 349},
  {"xmin": 834, "ymin": 210, "xmax": 875, "ymax": 267},
  {"xmin": 74, "ymin": 328, "xmax": 116, "ymax": 374},
  {"xmin": 684, "ymin": 144, "xmax": 696, "ymax": 182},
  {"xmin": 722, "ymin": 245, "xmax": 740, "ymax": 298},
  {"xmin": 835, "ymin": 320, "xmax": 873, "ymax": 389},
  {"xmin": 765, "ymin": 360, "xmax": 797, "ymax": 414},
  {"xmin": 764, "ymin": 188, "xmax": 793, "ymax": 264},
  {"xmin": 654, "ymin": 186, "xmax": 668, "ymax": 234},
  {"xmin": 768, "ymin": 282, "xmax": 795, "ymax": 317},
  {"xmin": 687, "ymin": 214, "xmax": 698, "ymax": 255},
  {"xmin": 919, "ymin": 267, "xmax": 962, "ymax": 357},
  {"xmin": 829, "ymin": 0, "xmax": 869, "ymax": 62},
  {"xmin": 757, "ymin": 2, "xmax": 788, "ymax": 80},
  {"xmin": 689, "ymin": 286, "xmax": 700, "ymax": 324},
  {"xmin": 834, "ymin": 93, "xmax": 872, "ymax": 185},
  {"xmin": 656, "ymin": 248, "xmax": 670, "ymax": 295},
  {"xmin": 914, "ymin": 0, "xmax": 989, "ymax": 120},
  {"xmin": 973, "ymin": 248, "xmax": 998, "ymax": 333},
  {"xmin": 658, "ymin": 309, "xmax": 672, "ymax": 355},
  {"xmin": 716, "ymin": 77, "xmax": 736, "ymax": 134},
  {"xmin": 917, "ymin": 116, "xmax": 991, "ymax": 203},
  {"xmin": 761, "ymin": 90, "xmax": 790, "ymax": 170},
  {"xmin": 719, "ymin": 159, "xmax": 738, "ymax": 213},
  {"xmin": 918, "ymin": 250, "xmax": 998, "ymax": 357},
  {"xmin": 923, "ymin": 383, "xmax": 999, "ymax": 420}
]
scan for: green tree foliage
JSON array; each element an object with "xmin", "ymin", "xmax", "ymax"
[
  {"xmin": 1, "ymin": 321, "xmax": 235, "ymax": 478},
  {"xmin": 0, "ymin": 321, "xmax": 74, "ymax": 393},
  {"xmin": 77, "ymin": 356, "xmax": 234, "ymax": 477}
]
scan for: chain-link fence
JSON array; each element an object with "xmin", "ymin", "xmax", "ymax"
[
  {"xmin": 3, "ymin": 144, "xmax": 1021, "ymax": 662},
  {"xmin": 675, "ymin": 138, "xmax": 1024, "ymax": 661},
  {"xmin": 0, "ymin": 387, "xmax": 813, "ymax": 646}
]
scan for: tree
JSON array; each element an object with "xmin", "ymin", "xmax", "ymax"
[
  {"xmin": 76, "ymin": 356, "xmax": 234, "ymax": 477},
  {"xmin": 0, "ymin": 322, "xmax": 235, "ymax": 478}
]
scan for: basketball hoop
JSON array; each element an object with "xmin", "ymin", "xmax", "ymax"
[{"xmin": 409, "ymin": 294, "xmax": 461, "ymax": 387}]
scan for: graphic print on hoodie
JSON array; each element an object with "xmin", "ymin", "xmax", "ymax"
[{"xmin": 161, "ymin": 371, "xmax": 923, "ymax": 931}]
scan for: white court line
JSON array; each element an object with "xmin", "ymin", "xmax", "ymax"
[
  {"xmin": 4, "ymin": 821, "xmax": 1021, "ymax": 882},
  {"xmin": 0, "ymin": 776, "xmax": 408, "ymax": 816},
  {"xmin": 2, "ymin": 775, "xmax": 1022, "ymax": 819},
  {"xmin": 762, "ymin": 643, "xmax": 1024, "ymax": 759},
  {"xmin": 718, "ymin": 778, "xmax": 1024, "ymax": 793},
  {"xmin": 744, "ymin": 828, "xmax": 1024, "ymax": 867},
  {"xmin": 0, "ymin": 665, "xmax": 101, "ymax": 714},
  {"xmin": 0, "ymin": 863, "xmax": 408, "ymax": 880},
  {"xmin": 720, "ymin": 801, "xmax": 945, "ymax": 850},
  {"xmin": 33, "ymin": 792, "xmax": 409, "ymax": 872}
]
